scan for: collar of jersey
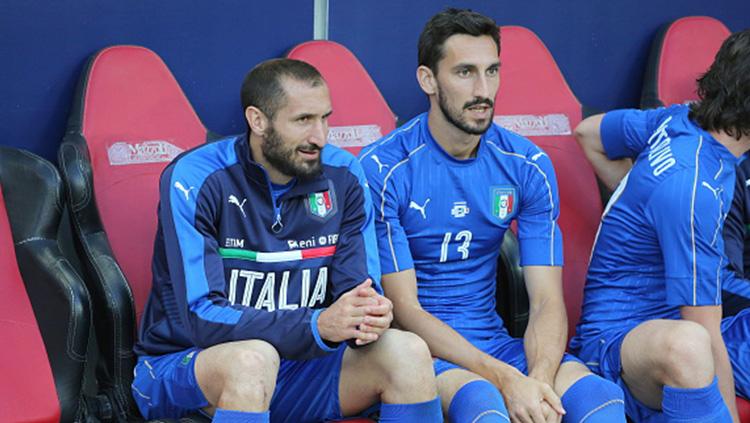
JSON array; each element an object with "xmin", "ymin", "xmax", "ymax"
[
  {"xmin": 421, "ymin": 115, "xmax": 485, "ymax": 166},
  {"xmin": 234, "ymin": 133, "xmax": 330, "ymax": 199}
]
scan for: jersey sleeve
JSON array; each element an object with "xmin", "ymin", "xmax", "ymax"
[
  {"xmin": 600, "ymin": 108, "xmax": 671, "ymax": 160},
  {"xmin": 160, "ymin": 163, "xmax": 330, "ymax": 360},
  {"xmin": 516, "ymin": 148, "xmax": 564, "ymax": 266},
  {"xmin": 328, "ymin": 155, "xmax": 382, "ymax": 298},
  {"xmin": 360, "ymin": 154, "xmax": 415, "ymax": 275},
  {"xmin": 648, "ymin": 169, "xmax": 725, "ymax": 307}
]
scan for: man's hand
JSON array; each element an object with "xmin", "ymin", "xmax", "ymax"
[
  {"xmin": 356, "ymin": 288, "xmax": 393, "ymax": 346},
  {"xmin": 317, "ymin": 279, "xmax": 385, "ymax": 344},
  {"xmin": 495, "ymin": 370, "xmax": 565, "ymax": 423}
]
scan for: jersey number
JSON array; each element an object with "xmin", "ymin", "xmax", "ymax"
[{"xmin": 439, "ymin": 230, "xmax": 472, "ymax": 262}]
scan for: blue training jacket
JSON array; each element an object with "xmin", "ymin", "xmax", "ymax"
[{"xmin": 134, "ymin": 134, "xmax": 381, "ymax": 360}]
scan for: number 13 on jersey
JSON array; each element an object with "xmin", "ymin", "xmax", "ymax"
[{"xmin": 439, "ymin": 230, "xmax": 473, "ymax": 262}]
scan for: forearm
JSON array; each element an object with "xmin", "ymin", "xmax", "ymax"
[
  {"xmin": 395, "ymin": 303, "xmax": 520, "ymax": 384},
  {"xmin": 524, "ymin": 298, "xmax": 567, "ymax": 385},
  {"xmin": 711, "ymin": 333, "xmax": 739, "ymax": 422}
]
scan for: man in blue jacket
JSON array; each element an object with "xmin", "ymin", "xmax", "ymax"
[
  {"xmin": 131, "ymin": 58, "xmax": 442, "ymax": 423},
  {"xmin": 572, "ymin": 29, "xmax": 750, "ymax": 422}
]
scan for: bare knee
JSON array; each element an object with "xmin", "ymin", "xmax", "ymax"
[
  {"xmin": 197, "ymin": 340, "xmax": 280, "ymax": 411},
  {"xmin": 656, "ymin": 321, "xmax": 714, "ymax": 387},
  {"xmin": 372, "ymin": 329, "xmax": 435, "ymax": 395}
]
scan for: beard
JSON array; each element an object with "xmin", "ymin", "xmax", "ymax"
[
  {"xmin": 262, "ymin": 125, "xmax": 323, "ymax": 181},
  {"xmin": 437, "ymin": 88, "xmax": 495, "ymax": 135}
]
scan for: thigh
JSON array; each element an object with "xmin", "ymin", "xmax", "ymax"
[
  {"xmin": 270, "ymin": 345, "xmax": 346, "ymax": 423},
  {"xmin": 132, "ymin": 348, "xmax": 208, "ymax": 420},
  {"xmin": 722, "ymin": 308, "xmax": 750, "ymax": 398}
]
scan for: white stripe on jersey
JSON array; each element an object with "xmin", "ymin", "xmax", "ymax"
[
  {"xmin": 690, "ymin": 136, "xmax": 702, "ymax": 305},
  {"xmin": 358, "ymin": 117, "xmax": 421, "ymax": 163},
  {"xmin": 378, "ymin": 143, "xmax": 427, "ymax": 272},
  {"xmin": 486, "ymin": 140, "xmax": 557, "ymax": 265}
]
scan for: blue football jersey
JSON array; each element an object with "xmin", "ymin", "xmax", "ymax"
[
  {"xmin": 360, "ymin": 114, "xmax": 563, "ymax": 342},
  {"xmin": 571, "ymin": 105, "xmax": 739, "ymax": 350}
]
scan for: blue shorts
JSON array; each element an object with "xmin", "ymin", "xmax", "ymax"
[
  {"xmin": 574, "ymin": 308, "xmax": 750, "ymax": 421},
  {"xmin": 132, "ymin": 344, "xmax": 348, "ymax": 422},
  {"xmin": 433, "ymin": 334, "xmax": 581, "ymax": 376}
]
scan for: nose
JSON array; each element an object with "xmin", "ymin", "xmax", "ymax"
[
  {"xmin": 309, "ymin": 118, "xmax": 328, "ymax": 148},
  {"xmin": 473, "ymin": 74, "xmax": 491, "ymax": 99}
]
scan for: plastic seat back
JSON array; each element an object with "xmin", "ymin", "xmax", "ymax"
[
  {"xmin": 287, "ymin": 40, "xmax": 396, "ymax": 155},
  {"xmin": 59, "ymin": 45, "xmax": 210, "ymax": 419},
  {"xmin": 494, "ymin": 26, "xmax": 603, "ymax": 340},
  {"xmin": 641, "ymin": 16, "xmax": 730, "ymax": 108}
]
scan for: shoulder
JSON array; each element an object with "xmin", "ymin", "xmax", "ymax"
[
  {"xmin": 164, "ymin": 135, "xmax": 240, "ymax": 187},
  {"xmin": 484, "ymin": 124, "xmax": 554, "ymax": 171},
  {"xmin": 358, "ymin": 114, "xmax": 428, "ymax": 176}
]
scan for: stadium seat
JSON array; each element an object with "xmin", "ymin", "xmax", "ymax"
[
  {"xmin": 640, "ymin": 18, "xmax": 750, "ymax": 420},
  {"xmin": 0, "ymin": 146, "xmax": 93, "ymax": 422},
  {"xmin": 287, "ymin": 40, "xmax": 397, "ymax": 156},
  {"xmin": 641, "ymin": 16, "xmax": 730, "ymax": 108},
  {"xmin": 58, "ymin": 45, "xmax": 212, "ymax": 420},
  {"xmin": 493, "ymin": 26, "xmax": 603, "ymax": 340}
]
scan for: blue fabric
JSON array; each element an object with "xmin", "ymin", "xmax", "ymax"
[
  {"xmin": 560, "ymin": 374, "xmax": 625, "ymax": 423},
  {"xmin": 571, "ymin": 105, "xmax": 740, "ymax": 355},
  {"xmin": 131, "ymin": 348, "xmax": 208, "ymax": 420},
  {"xmin": 662, "ymin": 377, "xmax": 731, "ymax": 422},
  {"xmin": 722, "ymin": 308, "xmax": 750, "ymax": 399},
  {"xmin": 379, "ymin": 397, "xmax": 443, "ymax": 422},
  {"xmin": 135, "ymin": 135, "xmax": 381, "ymax": 360},
  {"xmin": 721, "ymin": 152, "xmax": 750, "ymax": 317},
  {"xmin": 214, "ymin": 408, "xmax": 269, "ymax": 423},
  {"xmin": 448, "ymin": 380, "xmax": 509, "ymax": 422},
  {"xmin": 360, "ymin": 114, "xmax": 562, "ymax": 344},
  {"xmin": 433, "ymin": 335, "xmax": 581, "ymax": 376}
]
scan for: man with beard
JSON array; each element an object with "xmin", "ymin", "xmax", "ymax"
[
  {"xmin": 360, "ymin": 8, "xmax": 624, "ymax": 423},
  {"xmin": 131, "ymin": 59, "xmax": 443, "ymax": 423}
]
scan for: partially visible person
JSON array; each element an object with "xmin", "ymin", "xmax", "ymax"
[
  {"xmin": 362, "ymin": 8, "xmax": 625, "ymax": 423},
  {"xmin": 572, "ymin": 29, "xmax": 750, "ymax": 422},
  {"xmin": 131, "ymin": 58, "xmax": 443, "ymax": 423}
]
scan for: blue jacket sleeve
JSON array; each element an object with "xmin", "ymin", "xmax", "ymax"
[
  {"xmin": 601, "ymin": 108, "xmax": 672, "ymax": 160},
  {"xmin": 160, "ymin": 163, "xmax": 331, "ymax": 360}
]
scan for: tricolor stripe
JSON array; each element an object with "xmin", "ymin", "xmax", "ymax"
[{"xmin": 219, "ymin": 246, "xmax": 336, "ymax": 263}]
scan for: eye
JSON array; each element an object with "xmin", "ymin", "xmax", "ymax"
[
  {"xmin": 457, "ymin": 68, "xmax": 471, "ymax": 77},
  {"xmin": 297, "ymin": 115, "xmax": 311, "ymax": 123},
  {"xmin": 487, "ymin": 67, "xmax": 499, "ymax": 76}
]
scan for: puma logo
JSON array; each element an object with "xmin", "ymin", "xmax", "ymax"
[
  {"xmin": 409, "ymin": 198, "xmax": 430, "ymax": 219},
  {"xmin": 701, "ymin": 181, "xmax": 722, "ymax": 199},
  {"xmin": 174, "ymin": 181, "xmax": 195, "ymax": 200},
  {"xmin": 371, "ymin": 154, "xmax": 390, "ymax": 173},
  {"xmin": 228, "ymin": 195, "xmax": 247, "ymax": 218},
  {"xmin": 531, "ymin": 151, "xmax": 546, "ymax": 161}
]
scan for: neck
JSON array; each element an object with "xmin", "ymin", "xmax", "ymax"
[
  {"xmin": 427, "ymin": 106, "xmax": 481, "ymax": 160},
  {"xmin": 709, "ymin": 129, "xmax": 750, "ymax": 158},
  {"xmin": 248, "ymin": 134, "xmax": 293, "ymax": 185}
]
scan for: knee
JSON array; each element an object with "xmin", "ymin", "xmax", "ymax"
[
  {"xmin": 234, "ymin": 340, "xmax": 280, "ymax": 375},
  {"xmin": 658, "ymin": 321, "xmax": 713, "ymax": 385},
  {"xmin": 377, "ymin": 329, "xmax": 432, "ymax": 370}
]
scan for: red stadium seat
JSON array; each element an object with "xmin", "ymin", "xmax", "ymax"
[
  {"xmin": 59, "ymin": 45, "xmax": 212, "ymax": 420},
  {"xmin": 641, "ymin": 16, "xmax": 730, "ymax": 108},
  {"xmin": 287, "ymin": 40, "xmax": 396, "ymax": 156},
  {"xmin": 493, "ymin": 26, "xmax": 603, "ymax": 340},
  {"xmin": 0, "ymin": 146, "xmax": 94, "ymax": 423}
]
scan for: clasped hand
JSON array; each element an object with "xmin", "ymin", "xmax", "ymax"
[{"xmin": 317, "ymin": 279, "xmax": 393, "ymax": 346}]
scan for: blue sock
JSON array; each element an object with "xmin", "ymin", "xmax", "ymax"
[
  {"xmin": 213, "ymin": 408, "xmax": 269, "ymax": 423},
  {"xmin": 379, "ymin": 396, "xmax": 443, "ymax": 422},
  {"xmin": 448, "ymin": 380, "xmax": 509, "ymax": 422},
  {"xmin": 662, "ymin": 377, "xmax": 731, "ymax": 422},
  {"xmin": 561, "ymin": 374, "xmax": 626, "ymax": 422}
]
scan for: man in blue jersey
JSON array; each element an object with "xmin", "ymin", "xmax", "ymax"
[
  {"xmin": 722, "ymin": 156, "xmax": 750, "ymax": 316},
  {"xmin": 571, "ymin": 29, "xmax": 750, "ymax": 422},
  {"xmin": 131, "ymin": 59, "xmax": 443, "ymax": 423},
  {"xmin": 361, "ymin": 9, "xmax": 625, "ymax": 423}
]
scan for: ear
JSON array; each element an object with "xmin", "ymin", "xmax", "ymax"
[
  {"xmin": 417, "ymin": 65, "xmax": 438, "ymax": 96},
  {"xmin": 245, "ymin": 106, "xmax": 269, "ymax": 136}
]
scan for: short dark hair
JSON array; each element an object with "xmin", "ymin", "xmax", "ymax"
[
  {"xmin": 418, "ymin": 8, "xmax": 500, "ymax": 74},
  {"xmin": 689, "ymin": 29, "xmax": 750, "ymax": 140},
  {"xmin": 240, "ymin": 58, "xmax": 325, "ymax": 120}
]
